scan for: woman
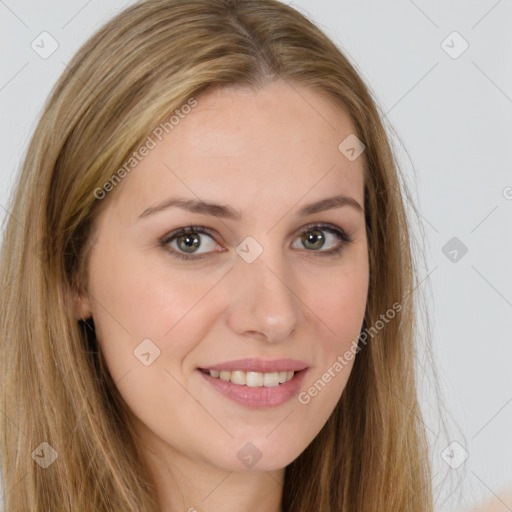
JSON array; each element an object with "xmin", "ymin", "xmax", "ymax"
[{"xmin": 0, "ymin": 0, "xmax": 434, "ymax": 510}]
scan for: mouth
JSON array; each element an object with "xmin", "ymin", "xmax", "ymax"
[{"xmin": 197, "ymin": 359, "xmax": 309, "ymax": 409}]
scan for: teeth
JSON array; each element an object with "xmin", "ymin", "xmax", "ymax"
[
  {"xmin": 263, "ymin": 372, "xmax": 280, "ymax": 387},
  {"xmin": 246, "ymin": 371, "xmax": 263, "ymax": 387},
  {"xmin": 206, "ymin": 369, "xmax": 296, "ymax": 387},
  {"xmin": 230, "ymin": 371, "xmax": 246, "ymax": 385}
]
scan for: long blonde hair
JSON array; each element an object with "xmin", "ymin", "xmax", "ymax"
[{"xmin": 0, "ymin": 0, "xmax": 433, "ymax": 510}]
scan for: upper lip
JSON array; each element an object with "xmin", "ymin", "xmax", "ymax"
[{"xmin": 199, "ymin": 358, "xmax": 309, "ymax": 373}]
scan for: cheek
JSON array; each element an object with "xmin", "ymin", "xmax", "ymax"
[
  {"xmin": 308, "ymin": 259, "xmax": 369, "ymax": 349},
  {"xmin": 297, "ymin": 259, "xmax": 368, "ymax": 407},
  {"xmin": 325, "ymin": 279, "xmax": 367, "ymax": 346},
  {"xmin": 88, "ymin": 244, "xmax": 223, "ymax": 343},
  {"xmin": 86, "ymin": 248, "xmax": 224, "ymax": 444},
  {"xmin": 86, "ymin": 245, "xmax": 233, "ymax": 404}
]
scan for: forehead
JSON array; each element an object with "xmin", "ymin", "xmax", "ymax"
[{"xmin": 112, "ymin": 80, "xmax": 365, "ymax": 221}]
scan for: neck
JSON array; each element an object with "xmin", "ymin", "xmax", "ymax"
[{"xmin": 144, "ymin": 446, "xmax": 285, "ymax": 512}]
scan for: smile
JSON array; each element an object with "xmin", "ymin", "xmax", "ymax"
[{"xmin": 197, "ymin": 360, "xmax": 309, "ymax": 409}]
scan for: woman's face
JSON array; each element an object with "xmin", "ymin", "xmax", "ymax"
[{"xmin": 78, "ymin": 80, "xmax": 369, "ymax": 474}]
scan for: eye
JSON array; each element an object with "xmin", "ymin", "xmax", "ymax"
[
  {"xmin": 291, "ymin": 224, "xmax": 353, "ymax": 256},
  {"xmin": 161, "ymin": 226, "xmax": 222, "ymax": 259}
]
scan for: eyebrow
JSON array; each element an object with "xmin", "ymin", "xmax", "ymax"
[{"xmin": 138, "ymin": 194, "xmax": 364, "ymax": 220}]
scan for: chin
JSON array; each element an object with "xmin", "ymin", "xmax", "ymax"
[{"xmin": 207, "ymin": 436, "xmax": 307, "ymax": 474}]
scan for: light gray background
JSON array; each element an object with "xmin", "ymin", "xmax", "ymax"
[{"xmin": 0, "ymin": 1, "xmax": 511, "ymax": 510}]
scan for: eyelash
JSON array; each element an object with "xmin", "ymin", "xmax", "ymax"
[{"xmin": 159, "ymin": 223, "xmax": 354, "ymax": 261}]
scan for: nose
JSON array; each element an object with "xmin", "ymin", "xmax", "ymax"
[{"xmin": 225, "ymin": 251, "xmax": 300, "ymax": 343}]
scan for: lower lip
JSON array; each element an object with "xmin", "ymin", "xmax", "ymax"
[{"xmin": 198, "ymin": 369, "xmax": 308, "ymax": 409}]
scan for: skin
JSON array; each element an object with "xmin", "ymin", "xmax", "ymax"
[
  {"xmin": 470, "ymin": 487, "xmax": 512, "ymax": 512},
  {"xmin": 76, "ymin": 80, "xmax": 369, "ymax": 512}
]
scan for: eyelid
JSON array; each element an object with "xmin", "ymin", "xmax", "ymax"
[
  {"xmin": 160, "ymin": 225, "xmax": 221, "ymax": 245},
  {"xmin": 291, "ymin": 222, "xmax": 350, "ymax": 241}
]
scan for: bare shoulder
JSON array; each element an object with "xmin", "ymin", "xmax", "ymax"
[{"xmin": 467, "ymin": 487, "xmax": 512, "ymax": 512}]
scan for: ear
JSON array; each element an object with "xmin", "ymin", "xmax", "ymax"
[
  {"xmin": 75, "ymin": 290, "xmax": 93, "ymax": 321},
  {"xmin": 70, "ymin": 272, "xmax": 93, "ymax": 321}
]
